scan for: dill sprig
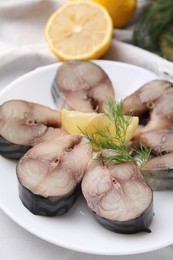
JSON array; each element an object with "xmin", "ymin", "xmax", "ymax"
[
  {"xmin": 81, "ymin": 99, "xmax": 132, "ymax": 149},
  {"xmin": 97, "ymin": 145, "xmax": 136, "ymax": 164},
  {"xmin": 133, "ymin": 142, "xmax": 151, "ymax": 167},
  {"xmin": 81, "ymin": 99, "xmax": 150, "ymax": 167},
  {"xmin": 104, "ymin": 99, "xmax": 132, "ymax": 145}
]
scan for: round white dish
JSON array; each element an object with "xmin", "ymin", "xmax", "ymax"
[{"xmin": 0, "ymin": 60, "xmax": 172, "ymax": 256}]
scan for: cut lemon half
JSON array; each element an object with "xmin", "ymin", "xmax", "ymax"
[
  {"xmin": 45, "ymin": 0, "xmax": 113, "ymax": 60},
  {"xmin": 61, "ymin": 109, "xmax": 139, "ymax": 144}
]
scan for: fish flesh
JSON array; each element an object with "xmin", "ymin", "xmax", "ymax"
[
  {"xmin": 141, "ymin": 153, "xmax": 173, "ymax": 190},
  {"xmin": 52, "ymin": 60, "xmax": 115, "ymax": 113},
  {"xmin": 122, "ymin": 79, "xmax": 173, "ymax": 140},
  {"xmin": 0, "ymin": 100, "xmax": 67, "ymax": 159},
  {"xmin": 16, "ymin": 135, "xmax": 93, "ymax": 216},
  {"xmin": 139, "ymin": 129, "xmax": 173, "ymax": 155},
  {"xmin": 119, "ymin": 79, "xmax": 173, "ymax": 191},
  {"xmin": 82, "ymin": 158, "xmax": 153, "ymax": 234},
  {"xmin": 123, "ymin": 79, "xmax": 172, "ymax": 116},
  {"xmin": 134, "ymin": 87, "xmax": 173, "ymax": 139}
]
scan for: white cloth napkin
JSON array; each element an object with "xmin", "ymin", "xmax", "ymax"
[
  {"xmin": 0, "ymin": 0, "xmax": 173, "ymax": 90},
  {"xmin": 0, "ymin": 0, "xmax": 173, "ymax": 259}
]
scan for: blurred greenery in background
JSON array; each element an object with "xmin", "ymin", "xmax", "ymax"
[{"xmin": 132, "ymin": 0, "xmax": 173, "ymax": 61}]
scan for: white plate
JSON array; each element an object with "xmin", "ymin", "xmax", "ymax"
[{"xmin": 0, "ymin": 60, "xmax": 173, "ymax": 256}]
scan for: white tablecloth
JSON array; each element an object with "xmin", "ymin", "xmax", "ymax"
[{"xmin": 0, "ymin": 1, "xmax": 173, "ymax": 259}]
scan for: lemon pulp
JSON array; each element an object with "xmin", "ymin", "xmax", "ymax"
[
  {"xmin": 45, "ymin": 0, "xmax": 113, "ymax": 60},
  {"xmin": 61, "ymin": 109, "xmax": 139, "ymax": 144}
]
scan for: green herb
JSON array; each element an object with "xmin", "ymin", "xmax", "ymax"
[
  {"xmin": 133, "ymin": 142, "xmax": 151, "ymax": 167},
  {"xmin": 97, "ymin": 142, "xmax": 151, "ymax": 167},
  {"xmin": 132, "ymin": 0, "xmax": 173, "ymax": 61},
  {"xmin": 160, "ymin": 26, "xmax": 173, "ymax": 61},
  {"xmin": 81, "ymin": 99, "xmax": 151, "ymax": 167}
]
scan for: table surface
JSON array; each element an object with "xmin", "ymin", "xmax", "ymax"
[{"xmin": 1, "ymin": 208, "xmax": 173, "ymax": 260}]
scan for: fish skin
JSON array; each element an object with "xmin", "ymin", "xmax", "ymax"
[{"xmin": 141, "ymin": 152, "xmax": 173, "ymax": 190}]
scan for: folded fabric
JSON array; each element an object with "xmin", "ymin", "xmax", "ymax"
[
  {"xmin": 0, "ymin": 0, "xmax": 173, "ymax": 91},
  {"xmin": 103, "ymin": 40, "xmax": 173, "ymax": 82}
]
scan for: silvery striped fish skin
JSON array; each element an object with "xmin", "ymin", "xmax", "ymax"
[
  {"xmin": 0, "ymin": 136, "xmax": 31, "ymax": 160},
  {"xmin": 141, "ymin": 153, "xmax": 173, "ymax": 190},
  {"xmin": 142, "ymin": 169, "xmax": 173, "ymax": 191},
  {"xmin": 16, "ymin": 135, "xmax": 92, "ymax": 216},
  {"xmin": 51, "ymin": 79, "xmax": 69, "ymax": 111},
  {"xmin": 51, "ymin": 60, "xmax": 115, "ymax": 113},
  {"xmin": 18, "ymin": 181, "xmax": 80, "ymax": 216},
  {"xmin": 92, "ymin": 201, "xmax": 153, "ymax": 234}
]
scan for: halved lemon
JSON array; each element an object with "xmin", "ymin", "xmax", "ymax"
[
  {"xmin": 61, "ymin": 109, "xmax": 139, "ymax": 144},
  {"xmin": 45, "ymin": 0, "xmax": 113, "ymax": 60}
]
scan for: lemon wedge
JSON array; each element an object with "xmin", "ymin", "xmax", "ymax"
[
  {"xmin": 45, "ymin": 0, "xmax": 113, "ymax": 60},
  {"xmin": 61, "ymin": 109, "xmax": 139, "ymax": 144}
]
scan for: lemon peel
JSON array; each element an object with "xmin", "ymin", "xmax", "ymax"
[{"xmin": 91, "ymin": 0, "xmax": 137, "ymax": 28}]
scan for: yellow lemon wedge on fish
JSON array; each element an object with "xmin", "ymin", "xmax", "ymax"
[
  {"xmin": 61, "ymin": 109, "xmax": 139, "ymax": 144},
  {"xmin": 45, "ymin": 0, "xmax": 113, "ymax": 60}
]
